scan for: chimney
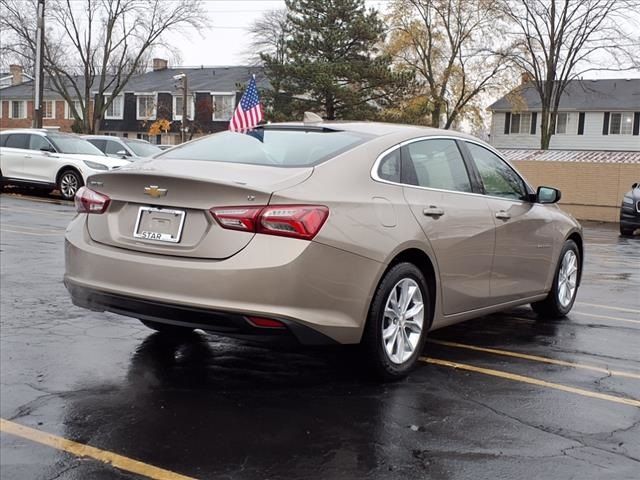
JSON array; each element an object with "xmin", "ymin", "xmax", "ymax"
[
  {"xmin": 521, "ymin": 71, "xmax": 532, "ymax": 85},
  {"xmin": 9, "ymin": 64, "xmax": 23, "ymax": 85},
  {"xmin": 152, "ymin": 58, "xmax": 168, "ymax": 71}
]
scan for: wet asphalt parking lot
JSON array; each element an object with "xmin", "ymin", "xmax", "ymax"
[{"xmin": 0, "ymin": 190, "xmax": 639, "ymax": 480}]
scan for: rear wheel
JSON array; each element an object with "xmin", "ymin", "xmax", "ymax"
[
  {"xmin": 620, "ymin": 225, "xmax": 635, "ymax": 236},
  {"xmin": 362, "ymin": 262, "xmax": 430, "ymax": 380},
  {"xmin": 139, "ymin": 319, "xmax": 195, "ymax": 335},
  {"xmin": 58, "ymin": 169, "xmax": 83, "ymax": 200},
  {"xmin": 531, "ymin": 240, "xmax": 580, "ymax": 318}
]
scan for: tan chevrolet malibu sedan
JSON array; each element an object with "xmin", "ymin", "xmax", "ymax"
[{"xmin": 65, "ymin": 122, "xmax": 583, "ymax": 379}]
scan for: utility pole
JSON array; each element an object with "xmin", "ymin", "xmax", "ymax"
[
  {"xmin": 33, "ymin": 0, "xmax": 45, "ymax": 128},
  {"xmin": 181, "ymin": 74, "xmax": 188, "ymax": 143}
]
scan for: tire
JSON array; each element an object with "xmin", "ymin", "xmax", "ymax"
[
  {"xmin": 531, "ymin": 239, "xmax": 580, "ymax": 319},
  {"xmin": 362, "ymin": 262, "xmax": 430, "ymax": 380},
  {"xmin": 57, "ymin": 169, "xmax": 83, "ymax": 200},
  {"xmin": 620, "ymin": 225, "xmax": 635, "ymax": 236},
  {"xmin": 139, "ymin": 319, "xmax": 195, "ymax": 336}
]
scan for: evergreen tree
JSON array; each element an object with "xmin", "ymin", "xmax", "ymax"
[{"xmin": 262, "ymin": 0, "xmax": 410, "ymax": 120}]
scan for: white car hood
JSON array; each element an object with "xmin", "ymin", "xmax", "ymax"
[{"xmin": 61, "ymin": 153, "xmax": 130, "ymax": 168}]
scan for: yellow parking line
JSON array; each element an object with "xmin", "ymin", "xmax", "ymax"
[
  {"xmin": 428, "ymin": 339, "xmax": 640, "ymax": 379},
  {"xmin": 577, "ymin": 302, "xmax": 640, "ymax": 314},
  {"xmin": 0, "ymin": 418, "xmax": 197, "ymax": 480},
  {"xmin": 572, "ymin": 311, "xmax": 640, "ymax": 325},
  {"xmin": 421, "ymin": 358, "xmax": 640, "ymax": 408}
]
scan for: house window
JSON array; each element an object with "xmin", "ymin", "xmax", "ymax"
[
  {"xmin": 211, "ymin": 94, "xmax": 235, "ymax": 120},
  {"xmin": 66, "ymin": 100, "xmax": 84, "ymax": 120},
  {"xmin": 556, "ymin": 113, "xmax": 569, "ymax": 134},
  {"xmin": 610, "ymin": 112, "xmax": 634, "ymax": 135},
  {"xmin": 510, "ymin": 113, "xmax": 531, "ymax": 134},
  {"xmin": 105, "ymin": 95, "xmax": 123, "ymax": 119},
  {"xmin": 10, "ymin": 100, "xmax": 26, "ymax": 119},
  {"xmin": 136, "ymin": 94, "xmax": 156, "ymax": 120},
  {"xmin": 43, "ymin": 100, "xmax": 55, "ymax": 119},
  {"xmin": 173, "ymin": 95, "xmax": 193, "ymax": 121}
]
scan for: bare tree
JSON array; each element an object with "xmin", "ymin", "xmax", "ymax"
[
  {"xmin": 386, "ymin": 0, "xmax": 510, "ymax": 129},
  {"xmin": 0, "ymin": 0, "xmax": 207, "ymax": 132},
  {"xmin": 499, "ymin": 0, "xmax": 640, "ymax": 149},
  {"xmin": 246, "ymin": 9, "xmax": 291, "ymax": 66}
]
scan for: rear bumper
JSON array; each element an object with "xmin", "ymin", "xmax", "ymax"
[
  {"xmin": 65, "ymin": 281, "xmax": 336, "ymax": 345},
  {"xmin": 64, "ymin": 215, "xmax": 384, "ymax": 344}
]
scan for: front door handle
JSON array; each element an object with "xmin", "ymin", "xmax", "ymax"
[
  {"xmin": 24, "ymin": 155, "xmax": 32, "ymax": 159},
  {"xmin": 495, "ymin": 210, "xmax": 511, "ymax": 220},
  {"xmin": 423, "ymin": 206, "xmax": 445, "ymax": 217}
]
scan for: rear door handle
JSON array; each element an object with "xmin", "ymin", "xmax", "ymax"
[
  {"xmin": 495, "ymin": 210, "xmax": 511, "ymax": 220},
  {"xmin": 423, "ymin": 206, "xmax": 445, "ymax": 217}
]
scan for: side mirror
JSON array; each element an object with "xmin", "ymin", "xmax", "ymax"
[
  {"xmin": 116, "ymin": 149, "xmax": 130, "ymax": 158},
  {"xmin": 633, "ymin": 182, "xmax": 638, "ymax": 189},
  {"xmin": 537, "ymin": 186, "xmax": 561, "ymax": 204}
]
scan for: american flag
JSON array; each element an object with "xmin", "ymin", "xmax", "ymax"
[{"xmin": 229, "ymin": 75, "xmax": 263, "ymax": 131}]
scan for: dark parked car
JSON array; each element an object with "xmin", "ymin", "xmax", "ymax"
[{"xmin": 620, "ymin": 182, "xmax": 640, "ymax": 236}]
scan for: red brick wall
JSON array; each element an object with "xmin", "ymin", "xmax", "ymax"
[{"xmin": 0, "ymin": 99, "xmax": 88, "ymax": 132}]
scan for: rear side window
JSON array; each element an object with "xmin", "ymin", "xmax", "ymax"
[
  {"xmin": 0, "ymin": 134, "xmax": 6, "ymax": 147},
  {"xmin": 160, "ymin": 129, "xmax": 370, "ymax": 167},
  {"xmin": 105, "ymin": 140, "xmax": 125, "ymax": 156},
  {"xmin": 4, "ymin": 133, "xmax": 29, "ymax": 149},
  {"xmin": 402, "ymin": 139, "xmax": 472, "ymax": 193},
  {"xmin": 377, "ymin": 149, "xmax": 401, "ymax": 182}
]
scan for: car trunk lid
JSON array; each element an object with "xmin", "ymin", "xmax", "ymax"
[{"xmin": 85, "ymin": 159, "xmax": 313, "ymax": 259}]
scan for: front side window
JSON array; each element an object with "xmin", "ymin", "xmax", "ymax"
[
  {"xmin": 556, "ymin": 113, "xmax": 569, "ymax": 134},
  {"xmin": 10, "ymin": 101, "xmax": 26, "ymax": 119},
  {"xmin": 160, "ymin": 128, "xmax": 370, "ymax": 167},
  {"xmin": 402, "ymin": 139, "xmax": 472, "ymax": 193},
  {"xmin": 466, "ymin": 142, "xmax": 527, "ymax": 200},
  {"xmin": 105, "ymin": 139, "xmax": 126, "ymax": 156},
  {"xmin": 105, "ymin": 95, "xmax": 123, "ymax": 119},
  {"xmin": 43, "ymin": 100, "xmax": 55, "ymax": 119},
  {"xmin": 212, "ymin": 94, "xmax": 235, "ymax": 120},
  {"xmin": 610, "ymin": 112, "xmax": 634, "ymax": 135},
  {"xmin": 29, "ymin": 134, "xmax": 53, "ymax": 151},
  {"xmin": 137, "ymin": 95, "xmax": 156, "ymax": 120}
]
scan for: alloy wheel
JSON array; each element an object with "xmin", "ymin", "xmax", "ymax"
[
  {"xmin": 60, "ymin": 173, "xmax": 79, "ymax": 198},
  {"xmin": 557, "ymin": 250, "xmax": 578, "ymax": 308},
  {"xmin": 382, "ymin": 278, "xmax": 424, "ymax": 364}
]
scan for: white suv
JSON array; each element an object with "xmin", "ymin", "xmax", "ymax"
[{"xmin": 0, "ymin": 129, "xmax": 130, "ymax": 200}]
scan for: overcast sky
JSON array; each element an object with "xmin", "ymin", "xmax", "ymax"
[{"xmin": 164, "ymin": 0, "xmax": 640, "ymax": 79}]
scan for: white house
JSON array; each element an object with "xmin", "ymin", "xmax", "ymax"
[{"xmin": 488, "ymin": 79, "xmax": 640, "ymax": 151}]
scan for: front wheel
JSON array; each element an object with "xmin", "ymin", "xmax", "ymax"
[
  {"xmin": 531, "ymin": 240, "xmax": 580, "ymax": 318},
  {"xmin": 620, "ymin": 225, "xmax": 635, "ymax": 236},
  {"xmin": 362, "ymin": 262, "xmax": 430, "ymax": 380},
  {"xmin": 58, "ymin": 169, "xmax": 83, "ymax": 200}
]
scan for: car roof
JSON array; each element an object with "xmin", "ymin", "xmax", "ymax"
[
  {"xmin": 0, "ymin": 128, "xmax": 72, "ymax": 137},
  {"xmin": 82, "ymin": 135, "xmax": 124, "ymax": 140},
  {"xmin": 264, "ymin": 121, "xmax": 479, "ymax": 142}
]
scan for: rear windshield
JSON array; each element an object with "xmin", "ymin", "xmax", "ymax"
[{"xmin": 158, "ymin": 128, "xmax": 370, "ymax": 167}]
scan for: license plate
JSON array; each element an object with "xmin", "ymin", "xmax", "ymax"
[{"xmin": 133, "ymin": 206, "xmax": 186, "ymax": 243}]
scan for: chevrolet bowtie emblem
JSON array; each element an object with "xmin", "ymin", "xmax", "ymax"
[{"xmin": 144, "ymin": 185, "xmax": 167, "ymax": 197}]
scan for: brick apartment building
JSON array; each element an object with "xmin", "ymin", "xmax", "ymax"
[{"xmin": 0, "ymin": 59, "xmax": 265, "ymax": 144}]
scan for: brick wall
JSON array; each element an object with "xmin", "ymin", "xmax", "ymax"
[
  {"xmin": 513, "ymin": 160, "xmax": 640, "ymax": 222},
  {"xmin": 0, "ymin": 99, "xmax": 80, "ymax": 131}
]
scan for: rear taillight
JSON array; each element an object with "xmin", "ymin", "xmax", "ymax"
[
  {"xmin": 75, "ymin": 187, "xmax": 110, "ymax": 214},
  {"xmin": 210, "ymin": 205, "xmax": 329, "ymax": 240}
]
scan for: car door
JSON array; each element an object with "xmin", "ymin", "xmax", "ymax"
[
  {"xmin": 21, "ymin": 134, "xmax": 60, "ymax": 183},
  {"xmin": 463, "ymin": 141, "xmax": 556, "ymax": 303},
  {"xmin": 401, "ymin": 138, "xmax": 496, "ymax": 315},
  {"xmin": 0, "ymin": 133, "xmax": 29, "ymax": 179}
]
